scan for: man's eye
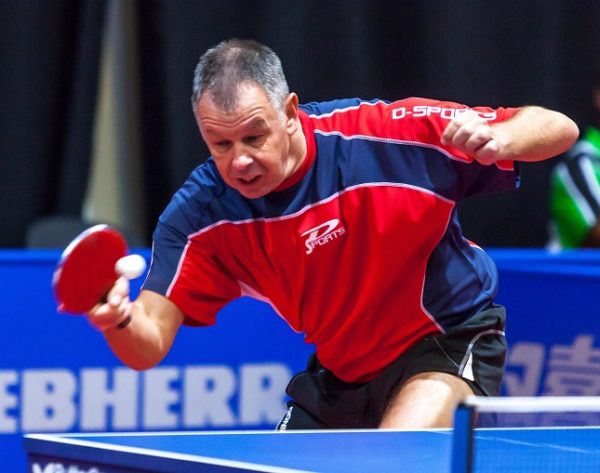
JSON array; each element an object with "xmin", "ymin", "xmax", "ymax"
[{"xmin": 246, "ymin": 135, "xmax": 263, "ymax": 145}]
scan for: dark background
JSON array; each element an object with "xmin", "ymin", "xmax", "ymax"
[{"xmin": 2, "ymin": 0, "xmax": 600, "ymax": 248}]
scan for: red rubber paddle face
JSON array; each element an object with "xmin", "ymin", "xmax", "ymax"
[{"xmin": 53, "ymin": 225, "xmax": 127, "ymax": 314}]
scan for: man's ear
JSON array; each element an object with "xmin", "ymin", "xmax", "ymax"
[{"xmin": 284, "ymin": 93, "xmax": 300, "ymax": 132}]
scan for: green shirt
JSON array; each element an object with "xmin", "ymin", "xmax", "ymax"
[{"xmin": 549, "ymin": 127, "xmax": 600, "ymax": 248}]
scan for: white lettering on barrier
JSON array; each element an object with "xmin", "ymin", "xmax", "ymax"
[
  {"xmin": 32, "ymin": 463, "xmax": 102, "ymax": 473},
  {"xmin": 80, "ymin": 368, "xmax": 137, "ymax": 430},
  {"xmin": 0, "ymin": 370, "xmax": 17, "ymax": 432},
  {"xmin": 504, "ymin": 335, "xmax": 600, "ymax": 397},
  {"xmin": 503, "ymin": 342, "xmax": 545, "ymax": 396},
  {"xmin": 0, "ymin": 363, "xmax": 292, "ymax": 434},
  {"xmin": 22, "ymin": 370, "xmax": 76, "ymax": 432},
  {"xmin": 143, "ymin": 367, "xmax": 180, "ymax": 429},
  {"xmin": 545, "ymin": 335, "xmax": 600, "ymax": 395},
  {"xmin": 4, "ymin": 339, "xmax": 600, "ymax": 435},
  {"xmin": 503, "ymin": 335, "xmax": 600, "ymax": 426},
  {"xmin": 183, "ymin": 365, "xmax": 236, "ymax": 427},
  {"xmin": 240, "ymin": 363, "xmax": 290, "ymax": 425}
]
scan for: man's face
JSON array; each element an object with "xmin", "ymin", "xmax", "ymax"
[{"xmin": 195, "ymin": 83, "xmax": 298, "ymax": 199}]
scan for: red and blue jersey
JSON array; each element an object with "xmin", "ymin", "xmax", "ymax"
[{"xmin": 143, "ymin": 97, "xmax": 520, "ymax": 383}]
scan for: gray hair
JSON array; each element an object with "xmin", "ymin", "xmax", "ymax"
[{"xmin": 191, "ymin": 39, "xmax": 290, "ymax": 113}]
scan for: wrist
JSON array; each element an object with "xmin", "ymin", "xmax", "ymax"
[{"xmin": 92, "ymin": 308, "xmax": 133, "ymax": 333}]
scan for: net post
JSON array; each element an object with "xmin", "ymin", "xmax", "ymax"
[{"xmin": 450, "ymin": 401, "xmax": 476, "ymax": 473}]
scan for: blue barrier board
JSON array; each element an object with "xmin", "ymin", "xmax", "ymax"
[{"xmin": 1, "ymin": 249, "xmax": 600, "ymax": 471}]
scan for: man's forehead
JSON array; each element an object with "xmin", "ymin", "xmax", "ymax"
[
  {"xmin": 245, "ymin": 116, "xmax": 270, "ymax": 129},
  {"xmin": 202, "ymin": 82, "xmax": 270, "ymax": 111},
  {"xmin": 198, "ymin": 87, "xmax": 274, "ymax": 132},
  {"xmin": 199, "ymin": 108, "xmax": 270, "ymax": 135}
]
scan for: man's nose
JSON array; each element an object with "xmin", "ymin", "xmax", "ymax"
[{"xmin": 231, "ymin": 145, "xmax": 253, "ymax": 170}]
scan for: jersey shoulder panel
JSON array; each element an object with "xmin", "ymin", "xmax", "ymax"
[
  {"xmin": 159, "ymin": 158, "xmax": 227, "ymax": 233},
  {"xmin": 301, "ymin": 98, "xmax": 519, "ymax": 200},
  {"xmin": 303, "ymin": 97, "xmax": 519, "ymax": 170},
  {"xmin": 300, "ymin": 98, "xmax": 382, "ymax": 117},
  {"xmin": 144, "ymin": 159, "xmax": 228, "ymax": 299}
]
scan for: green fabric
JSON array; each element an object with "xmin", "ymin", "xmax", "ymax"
[
  {"xmin": 550, "ymin": 174, "xmax": 591, "ymax": 247},
  {"xmin": 549, "ymin": 127, "xmax": 600, "ymax": 248},
  {"xmin": 585, "ymin": 126, "xmax": 600, "ymax": 153}
]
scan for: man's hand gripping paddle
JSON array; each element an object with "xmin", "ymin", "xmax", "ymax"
[{"xmin": 52, "ymin": 224, "xmax": 147, "ymax": 314}]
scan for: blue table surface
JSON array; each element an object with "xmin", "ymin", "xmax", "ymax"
[{"xmin": 24, "ymin": 427, "xmax": 600, "ymax": 473}]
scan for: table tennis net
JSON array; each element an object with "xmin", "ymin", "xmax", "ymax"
[
  {"xmin": 481, "ymin": 397, "xmax": 600, "ymax": 428},
  {"xmin": 452, "ymin": 396, "xmax": 600, "ymax": 473}
]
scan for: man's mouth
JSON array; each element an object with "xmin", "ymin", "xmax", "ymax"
[{"xmin": 238, "ymin": 175, "xmax": 260, "ymax": 185}]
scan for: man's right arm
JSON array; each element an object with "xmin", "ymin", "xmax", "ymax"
[{"xmin": 88, "ymin": 280, "xmax": 185, "ymax": 370}]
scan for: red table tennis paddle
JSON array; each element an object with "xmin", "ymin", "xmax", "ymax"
[{"xmin": 52, "ymin": 224, "xmax": 146, "ymax": 314}]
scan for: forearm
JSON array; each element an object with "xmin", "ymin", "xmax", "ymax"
[
  {"xmin": 103, "ymin": 291, "xmax": 184, "ymax": 370},
  {"xmin": 492, "ymin": 106, "xmax": 579, "ymax": 162}
]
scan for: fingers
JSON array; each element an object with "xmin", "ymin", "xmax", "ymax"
[
  {"xmin": 107, "ymin": 277, "xmax": 130, "ymax": 306},
  {"xmin": 86, "ymin": 277, "xmax": 132, "ymax": 331},
  {"xmin": 441, "ymin": 110, "xmax": 501, "ymax": 165},
  {"xmin": 441, "ymin": 110, "xmax": 489, "ymax": 148},
  {"xmin": 471, "ymin": 139, "xmax": 501, "ymax": 165}
]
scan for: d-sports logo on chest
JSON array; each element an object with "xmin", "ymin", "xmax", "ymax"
[{"xmin": 301, "ymin": 219, "xmax": 346, "ymax": 255}]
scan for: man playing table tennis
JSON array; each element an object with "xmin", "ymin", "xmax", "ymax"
[{"xmin": 87, "ymin": 39, "xmax": 578, "ymax": 429}]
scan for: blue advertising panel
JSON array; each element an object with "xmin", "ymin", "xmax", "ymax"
[
  {"xmin": 490, "ymin": 249, "xmax": 600, "ymax": 426},
  {"xmin": 0, "ymin": 250, "xmax": 313, "ymax": 472},
  {"xmin": 1, "ymin": 249, "xmax": 600, "ymax": 471}
]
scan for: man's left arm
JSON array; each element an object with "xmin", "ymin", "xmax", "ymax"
[{"xmin": 441, "ymin": 106, "xmax": 579, "ymax": 165}]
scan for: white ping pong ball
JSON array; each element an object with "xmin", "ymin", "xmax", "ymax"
[{"xmin": 115, "ymin": 254, "xmax": 147, "ymax": 279}]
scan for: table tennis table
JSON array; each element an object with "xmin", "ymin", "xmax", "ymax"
[{"xmin": 23, "ymin": 425, "xmax": 600, "ymax": 473}]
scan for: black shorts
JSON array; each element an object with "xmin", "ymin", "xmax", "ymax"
[{"xmin": 276, "ymin": 304, "xmax": 506, "ymax": 430}]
